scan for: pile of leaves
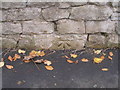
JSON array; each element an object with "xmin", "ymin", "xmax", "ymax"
[{"xmin": 0, "ymin": 49, "xmax": 115, "ymax": 72}]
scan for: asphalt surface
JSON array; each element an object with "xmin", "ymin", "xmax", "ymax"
[{"xmin": 1, "ymin": 48, "xmax": 119, "ymax": 89}]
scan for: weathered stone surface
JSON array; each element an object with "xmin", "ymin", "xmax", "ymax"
[
  {"xmin": 2, "ymin": 8, "xmax": 41, "ymax": 21},
  {"xmin": 68, "ymin": 2, "xmax": 88, "ymax": 6},
  {"xmin": 0, "ymin": 37, "xmax": 2, "ymax": 49},
  {"xmin": 87, "ymin": 35, "xmax": 107, "ymax": 48},
  {"xmin": 57, "ymin": 19, "xmax": 85, "ymax": 34},
  {"xmin": 34, "ymin": 34, "xmax": 55, "ymax": 49},
  {"xmin": 23, "ymin": 20, "xmax": 54, "ymax": 34},
  {"xmin": 42, "ymin": 7, "xmax": 70, "ymax": 21},
  {"xmin": 55, "ymin": 2, "xmax": 70, "ymax": 8},
  {"xmin": 111, "ymin": 13, "xmax": 120, "ymax": 21},
  {"xmin": 88, "ymin": 1, "xmax": 108, "ymax": 5},
  {"xmin": 18, "ymin": 35, "xmax": 35, "ymax": 49},
  {"xmin": 116, "ymin": 21, "xmax": 120, "ymax": 35},
  {"xmin": 86, "ymin": 20, "xmax": 115, "ymax": 33},
  {"xmin": 70, "ymin": 5, "xmax": 113, "ymax": 20},
  {"xmin": 2, "ymin": 2, "xmax": 26, "ymax": 9},
  {"xmin": 2, "ymin": 22, "xmax": 22, "ymax": 34},
  {"xmin": 26, "ymin": 1, "xmax": 55, "ymax": 8}
]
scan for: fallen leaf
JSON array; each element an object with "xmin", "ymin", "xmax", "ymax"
[
  {"xmin": 22, "ymin": 60, "xmax": 31, "ymax": 63},
  {"xmin": 18, "ymin": 49, "xmax": 26, "ymax": 54},
  {"xmin": 100, "ymin": 56, "xmax": 105, "ymax": 60},
  {"xmin": 37, "ymin": 51, "xmax": 45, "ymax": 57},
  {"xmin": 0, "ymin": 62, "xmax": 5, "ymax": 68},
  {"xmin": 34, "ymin": 59, "xmax": 43, "ymax": 63},
  {"xmin": 70, "ymin": 54, "xmax": 77, "ymax": 58},
  {"xmin": 81, "ymin": 58, "xmax": 89, "ymax": 62},
  {"xmin": 23, "ymin": 56, "xmax": 32, "ymax": 60},
  {"xmin": 93, "ymin": 58, "xmax": 103, "ymax": 64},
  {"xmin": 74, "ymin": 60, "xmax": 79, "ymax": 64},
  {"xmin": 64, "ymin": 55, "xmax": 69, "ymax": 59},
  {"xmin": 101, "ymin": 68, "xmax": 109, "ymax": 71},
  {"xmin": 109, "ymin": 52, "xmax": 113, "ymax": 56},
  {"xmin": 43, "ymin": 60, "xmax": 52, "ymax": 66},
  {"xmin": 94, "ymin": 50, "xmax": 102, "ymax": 54},
  {"xmin": 108, "ymin": 56, "xmax": 112, "ymax": 60},
  {"xmin": 8, "ymin": 56, "xmax": 13, "ymax": 61},
  {"xmin": 29, "ymin": 50, "xmax": 37, "ymax": 57},
  {"xmin": 45, "ymin": 66, "xmax": 54, "ymax": 70},
  {"xmin": 67, "ymin": 60, "xmax": 74, "ymax": 63},
  {"xmin": 13, "ymin": 54, "xmax": 21, "ymax": 61},
  {"xmin": 6, "ymin": 65, "xmax": 14, "ymax": 69}
]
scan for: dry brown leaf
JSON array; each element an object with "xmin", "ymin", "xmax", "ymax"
[
  {"xmin": 23, "ymin": 56, "xmax": 32, "ymax": 60},
  {"xmin": 74, "ymin": 60, "xmax": 79, "ymax": 64},
  {"xmin": 64, "ymin": 55, "xmax": 69, "ymax": 59},
  {"xmin": 34, "ymin": 59, "xmax": 43, "ymax": 63},
  {"xmin": 43, "ymin": 60, "xmax": 52, "ymax": 66},
  {"xmin": 100, "ymin": 56, "xmax": 105, "ymax": 60},
  {"xmin": 109, "ymin": 52, "xmax": 113, "ymax": 56},
  {"xmin": 29, "ymin": 50, "xmax": 37, "ymax": 57},
  {"xmin": 108, "ymin": 56, "xmax": 112, "ymax": 60},
  {"xmin": 101, "ymin": 68, "xmax": 109, "ymax": 71},
  {"xmin": 45, "ymin": 66, "xmax": 54, "ymax": 70},
  {"xmin": 81, "ymin": 58, "xmax": 89, "ymax": 62},
  {"xmin": 37, "ymin": 51, "xmax": 45, "ymax": 57},
  {"xmin": 18, "ymin": 49, "xmax": 26, "ymax": 54},
  {"xmin": 94, "ymin": 50, "xmax": 102, "ymax": 54},
  {"xmin": 23, "ymin": 60, "xmax": 31, "ymax": 63},
  {"xmin": 0, "ymin": 62, "xmax": 5, "ymax": 68},
  {"xmin": 70, "ymin": 54, "xmax": 77, "ymax": 58},
  {"xmin": 6, "ymin": 65, "xmax": 14, "ymax": 69},
  {"xmin": 8, "ymin": 56, "xmax": 13, "ymax": 61},
  {"xmin": 67, "ymin": 60, "xmax": 74, "ymax": 63},
  {"xmin": 13, "ymin": 54, "xmax": 21, "ymax": 61},
  {"xmin": 93, "ymin": 58, "xmax": 103, "ymax": 64}
]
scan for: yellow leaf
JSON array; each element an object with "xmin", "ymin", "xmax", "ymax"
[
  {"xmin": 100, "ymin": 56, "xmax": 105, "ymax": 60},
  {"xmin": 67, "ymin": 60, "xmax": 74, "ymax": 63},
  {"xmin": 45, "ymin": 66, "xmax": 54, "ymax": 70},
  {"xmin": 94, "ymin": 50, "xmax": 102, "ymax": 54},
  {"xmin": 37, "ymin": 51, "xmax": 45, "ymax": 57},
  {"xmin": 101, "ymin": 68, "xmax": 109, "ymax": 71},
  {"xmin": 0, "ymin": 62, "xmax": 5, "ymax": 68},
  {"xmin": 6, "ymin": 65, "xmax": 14, "ymax": 69},
  {"xmin": 93, "ymin": 58, "xmax": 103, "ymax": 64},
  {"xmin": 70, "ymin": 54, "xmax": 77, "ymax": 58},
  {"xmin": 18, "ymin": 49, "xmax": 26, "ymax": 54},
  {"xmin": 29, "ymin": 50, "xmax": 37, "ymax": 57},
  {"xmin": 81, "ymin": 58, "xmax": 89, "ymax": 62},
  {"xmin": 43, "ymin": 60, "xmax": 52, "ymax": 66}
]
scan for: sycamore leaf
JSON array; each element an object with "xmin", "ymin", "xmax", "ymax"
[
  {"xmin": 34, "ymin": 59, "xmax": 43, "ymax": 63},
  {"xmin": 6, "ymin": 65, "xmax": 14, "ymax": 69},
  {"xmin": 18, "ymin": 49, "xmax": 26, "ymax": 54},
  {"xmin": 70, "ymin": 54, "xmax": 77, "ymax": 58},
  {"xmin": 93, "ymin": 50, "xmax": 102, "ymax": 54},
  {"xmin": 0, "ymin": 62, "xmax": 5, "ymax": 68},
  {"xmin": 43, "ymin": 60, "xmax": 52, "ymax": 66},
  {"xmin": 109, "ymin": 52, "xmax": 113, "ymax": 56},
  {"xmin": 81, "ymin": 58, "xmax": 89, "ymax": 62},
  {"xmin": 101, "ymin": 68, "xmax": 109, "ymax": 71},
  {"xmin": 93, "ymin": 58, "xmax": 103, "ymax": 64},
  {"xmin": 108, "ymin": 56, "xmax": 112, "ymax": 60},
  {"xmin": 45, "ymin": 66, "xmax": 54, "ymax": 70},
  {"xmin": 8, "ymin": 56, "xmax": 13, "ymax": 61}
]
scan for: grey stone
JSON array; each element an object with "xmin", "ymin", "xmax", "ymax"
[
  {"xmin": 68, "ymin": 2, "xmax": 88, "ymax": 6},
  {"xmin": 87, "ymin": 35, "xmax": 107, "ymax": 48},
  {"xmin": 2, "ymin": 7, "xmax": 41, "ymax": 21},
  {"xmin": 42, "ymin": 7, "xmax": 70, "ymax": 21},
  {"xmin": 86, "ymin": 20, "xmax": 115, "ymax": 33},
  {"xmin": 2, "ymin": 2, "xmax": 26, "ymax": 9},
  {"xmin": 55, "ymin": 2, "xmax": 70, "ymax": 8},
  {"xmin": 2, "ymin": 22, "xmax": 22, "ymax": 34},
  {"xmin": 57, "ymin": 19, "xmax": 85, "ymax": 34},
  {"xmin": 34, "ymin": 34, "xmax": 55, "ymax": 49},
  {"xmin": 70, "ymin": 5, "xmax": 113, "ymax": 20},
  {"xmin": 88, "ymin": 1, "xmax": 108, "ymax": 5},
  {"xmin": 116, "ymin": 21, "xmax": 120, "ymax": 35},
  {"xmin": 18, "ymin": 35, "xmax": 35, "ymax": 49},
  {"xmin": 26, "ymin": 1, "xmax": 55, "ymax": 8},
  {"xmin": 108, "ymin": 34, "xmax": 119, "ymax": 44},
  {"xmin": 23, "ymin": 20, "xmax": 54, "ymax": 34},
  {"xmin": 111, "ymin": 13, "xmax": 120, "ymax": 21}
]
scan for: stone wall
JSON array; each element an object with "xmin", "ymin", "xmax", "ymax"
[{"xmin": 1, "ymin": 1, "xmax": 120, "ymax": 49}]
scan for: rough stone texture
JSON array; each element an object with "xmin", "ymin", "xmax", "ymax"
[
  {"xmin": 55, "ymin": 2, "xmax": 70, "ymax": 8},
  {"xmin": 2, "ymin": 2, "xmax": 26, "ymax": 9},
  {"xmin": 68, "ymin": 2, "xmax": 88, "ymax": 6},
  {"xmin": 87, "ymin": 35, "xmax": 107, "ymax": 48},
  {"xmin": 116, "ymin": 22, "xmax": 120, "ymax": 35},
  {"xmin": 111, "ymin": 13, "xmax": 120, "ymax": 21},
  {"xmin": 2, "ymin": 22, "xmax": 22, "ymax": 34},
  {"xmin": 2, "ymin": 8, "xmax": 41, "ymax": 21},
  {"xmin": 23, "ymin": 20, "xmax": 54, "ymax": 34},
  {"xmin": 57, "ymin": 19, "xmax": 85, "ymax": 34},
  {"xmin": 86, "ymin": 20, "xmax": 115, "ymax": 33},
  {"xmin": 42, "ymin": 7, "xmax": 70, "ymax": 21},
  {"xmin": 70, "ymin": 5, "xmax": 113, "ymax": 20}
]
